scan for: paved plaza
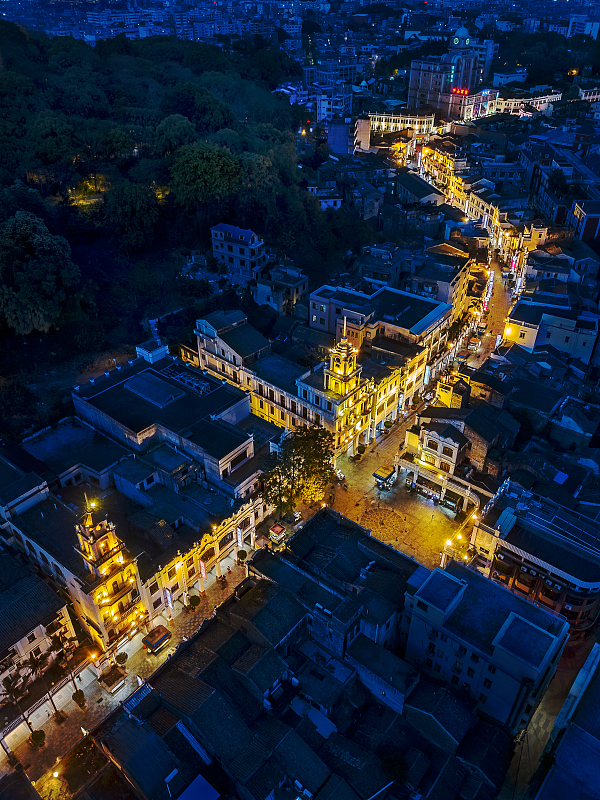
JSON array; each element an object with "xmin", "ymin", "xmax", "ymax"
[{"xmin": 300, "ymin": 417, "xmax": 469, "ymax": 570}]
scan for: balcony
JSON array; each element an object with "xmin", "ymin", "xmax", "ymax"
[{"xmin": 75, "ymin": 541, "xmax": 127, "ymax": 569}]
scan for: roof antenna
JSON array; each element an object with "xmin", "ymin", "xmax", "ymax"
[{"xmin": 343, "ymin": 316, "xmax": 347, "ymax": 339}]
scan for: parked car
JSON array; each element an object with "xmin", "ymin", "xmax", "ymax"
[
  {"xmin": 336, "ymin": 469, "xmax": 345, "ymax": 481},
  {"xmin": 423, "ymin": 391, "xmax": 434, "ymax": 401},
  {"xmin": 293, "ymin": 511, "xmax": 302, "ymax": 523}
]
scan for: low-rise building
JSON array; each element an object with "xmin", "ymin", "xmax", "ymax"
[
  {"xmin": 0, "ymin": 551, "xmax": 75, "ymax": 698},
  {"xmin": 471, "ymin": 485, "xmax": 600, "ymax": 637},
  {"xmin": 211, "ymin": 223, "xmax": 267, "ymax": 282},
  {"xmin": 503, "ymin": 294, "xmax": 599, "ymax": 365},
  {"xmin": 405, "ymin": 561, "xmax": 569, "ymax": 733},
  {"xmin": 196, "ymin": 311, "xmax": 417, "ymax": 454},
  {"xmin": 308, "ymin": 284, "xmax": 453, "ymax": 386},
  {"xmin": 394, "ymin": 167, "xmax": 446, "ymax": 206},
  {"xmin": 253, "ymin": 265, "xmax": 308, "ymax": 315}
]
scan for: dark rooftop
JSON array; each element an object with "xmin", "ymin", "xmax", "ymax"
[
  {"xmin": 23, "ymin": 418, "xmax": 129, "ymax": 477},
  {"xmin": 75, "ymin": 359, "xmax": 246, "ymax": 441},
  {"xmin": 0, "ymin": 551, "xmax": 64, "ymax": 657}
]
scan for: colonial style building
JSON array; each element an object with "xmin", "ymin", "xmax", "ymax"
[{"xmin": 195, "ymin": 312, "xmax": 423, "ymax": 455}]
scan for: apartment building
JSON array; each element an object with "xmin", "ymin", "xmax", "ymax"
[
  {"xmin": 408, "ymin": 29, "xmax": 483, "ymax": 119},
  {"xmin": 470, "ymin": 486, "xmax": 600, "ymax": 637},
  {"xmin": 356, "ymin": 242, "xmax": 405, "ymax": 289},
  {"xmin": 211, "ymin": 224, "xmax": 267, "ymax": 282},
  {"xmin": 404, "ymin": 562, "xmax": 569, "ymax": 733},
  {"xmin": 504, "ymin": 293, "xmax": 599, "ymax": 364},
  {"xmin": 404, "ymin": 253, "xmax": 471, "ymax": 322},
  {"xmin": 195, "ymin": 311, "xmax": 416, "ymax": 455}
]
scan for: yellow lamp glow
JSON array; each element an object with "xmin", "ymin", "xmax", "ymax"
[
  {"xmin": 53, "ymin": 772, "xmax": 59, "ymax": 778},
  {"xmin": 504, "ymin": 327, "xmax": 512, "ymax": 336},
  {"xmin": 445, "ymin": 540, "xmax": 453, "ymax": 547}
]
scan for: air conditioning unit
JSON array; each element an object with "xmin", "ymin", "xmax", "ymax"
[
  {"xmin": 530, "ymin": 570, "xmax": 537, "ymax": 577},
  {"xmin": 294, "ymin": 781, "xmax": 303, "ymax": 792},
  {"xmin": 545, "ymin": 579, "xmax": 553, "ymax": 586},
  {"xmin": 493, "ymin": 571, "xmax": 499, "ymax": 577},
  {"xmin": 554, "ymin": 584, "xmax": 562, "ymax": 590},
  {"xmin": 521, "ymin": 567, "xmax": 528, "ymax": 574},
  {"xmin": 496, "ymin": 554, "xmax": 504, "ymax": 561},
  {"xmin": 565, "ymin": 604, "xmax": 573, "ymax": 610}
]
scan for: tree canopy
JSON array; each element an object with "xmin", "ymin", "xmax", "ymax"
[{"xmin": 262, "ymin": 427, "xmax": 336, "ymax": 516}]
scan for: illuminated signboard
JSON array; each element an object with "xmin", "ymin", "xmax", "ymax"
[{"xmin": 199, "ymin": 560, "xmax": 206, "ymax": 580}]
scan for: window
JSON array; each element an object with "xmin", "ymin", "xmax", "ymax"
[
  {"xmin": 440, "ymin": 462, "xmax": 450, "ymax": 473},
  {"xmin": 171, "ymin": 582, "xmax": 179, "ymax": 593},
  {"xmin": 467, "ymin": 668, "xmax": 475, "ymax": 678},
  {"xmin": 150, "ymin": 581, "xmax": 159, "ymax": 595},
  {"xmin": 471, "ymin": 654, "xmax": 479, "ymax": 663},
  {"xmin": 440, "ymin": 633, "xmax": 447, "ymax": 643},
  {"xmin": 519, "ymin": 332, "xmax": 525, "ymax": 339},
  {"xmin": 32, "ymin": 646, "xmax": 41, "ymax": 657},
  {"xmin": 320, "ymin": 304, "xmax": 326, "ymax": 313},
  {"xmin": 417, "ymin": 600, "xmax": 428, "ymax": 612},
  {"xmin": 565, "ymin": 336, "xmax": 570, "ymax": 343},
  {"xmin": 153, "ymin": 598, "xmax": 162, "ymax": 610},
  {"xmin": 167, "ymin": 566, "xmax": 176, "ymax": 580},
  {"xmin": 320, "ymin": 318, "xmax": 325, "ymax": 325},
  {"xmin": 434, "ymin": 663, "xmax": 441, "ymax": 673},
  {"xmin": 27, "ymin": 633, "xmax": 36, "ymax": 645},
  {"xmin": 427, "ymin": 440, "xmax": 438, "ymax": 451},
  {"xmin": 451, "ymin": 675, "xmax": 459, "ymax": 685},
  {"xmin": 546, "ymin": 331, "xmax": 551, "ymax": 338},
  {"xmin": 483, "ymin": 678, "xmax": 492, "ymax": 689},
  {"xmin": 436, "ymin": 648, "xmax": 444, "ymax": 658},
  {"xmin": 479, "ymin": 693, "xmax": 487, "ymax": 704},
  {"xmin": 442, "ymin": 446, "xmax": 453, "ymax": 457},
  {"xmin": 425, "ymin": 657, "xmax": 433, "ymax": 668},
  {"xmin": 312, "ymin": 315, "xmax": 317, "ymax": 323},
  {"xmin": 488, "ymin": 664, "xmax": 496, "ymax": 674}
]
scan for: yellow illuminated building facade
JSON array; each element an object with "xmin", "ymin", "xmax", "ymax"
[{"xmin": 75, "ymin": 505, "xmax": 145, "ymax": 650}]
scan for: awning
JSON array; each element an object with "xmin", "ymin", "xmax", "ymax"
[
  {"xmin": 373, "ymin": 464, "xmax": 395, "ymax": 482},
  {"xmin": 444, "ymin": 489, "xmax": 462, "ymax": 502},
  {"xmin": 416, "ymin": 475, "xmax": 440, "ymax": 492}
]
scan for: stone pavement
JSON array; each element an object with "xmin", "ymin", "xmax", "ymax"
[
  {"xmin": 6, "ymin": 563, "xmax": 247, "ymax": 786},
  {"xmin": 297, "ymin": 419, "xmax": 464, "ymax": 570}
]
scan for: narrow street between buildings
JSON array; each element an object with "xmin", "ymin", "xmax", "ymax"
[{"xmin": 0, "ymin": 562, "xmax": 247, "ymax": 786}]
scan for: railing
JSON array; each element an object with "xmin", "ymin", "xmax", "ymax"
[{"xmin": 74, "ymin": 541, "xmax": 126, "ymax": 569}]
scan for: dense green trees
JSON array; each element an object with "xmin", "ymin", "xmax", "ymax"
[
  {"xmin": 0, "ymin": 20, "xmax": 376, "ymax": 398},
  {"xmin": 0, "ymin": 211, "xmax": 82, "ymax": 334}
]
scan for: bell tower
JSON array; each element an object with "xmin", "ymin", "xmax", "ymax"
[{"xmin": 323, "ymin": 318, "xmax": 362, "ymax": 396}]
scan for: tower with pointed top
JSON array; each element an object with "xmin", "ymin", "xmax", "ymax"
[
  {"xmin": 323, "ymin": 321, "xmax": 362, "ymax": 396},
  {"xmin": 75, "ymin": 503, "xmax": 144, "ymax": 651}
]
